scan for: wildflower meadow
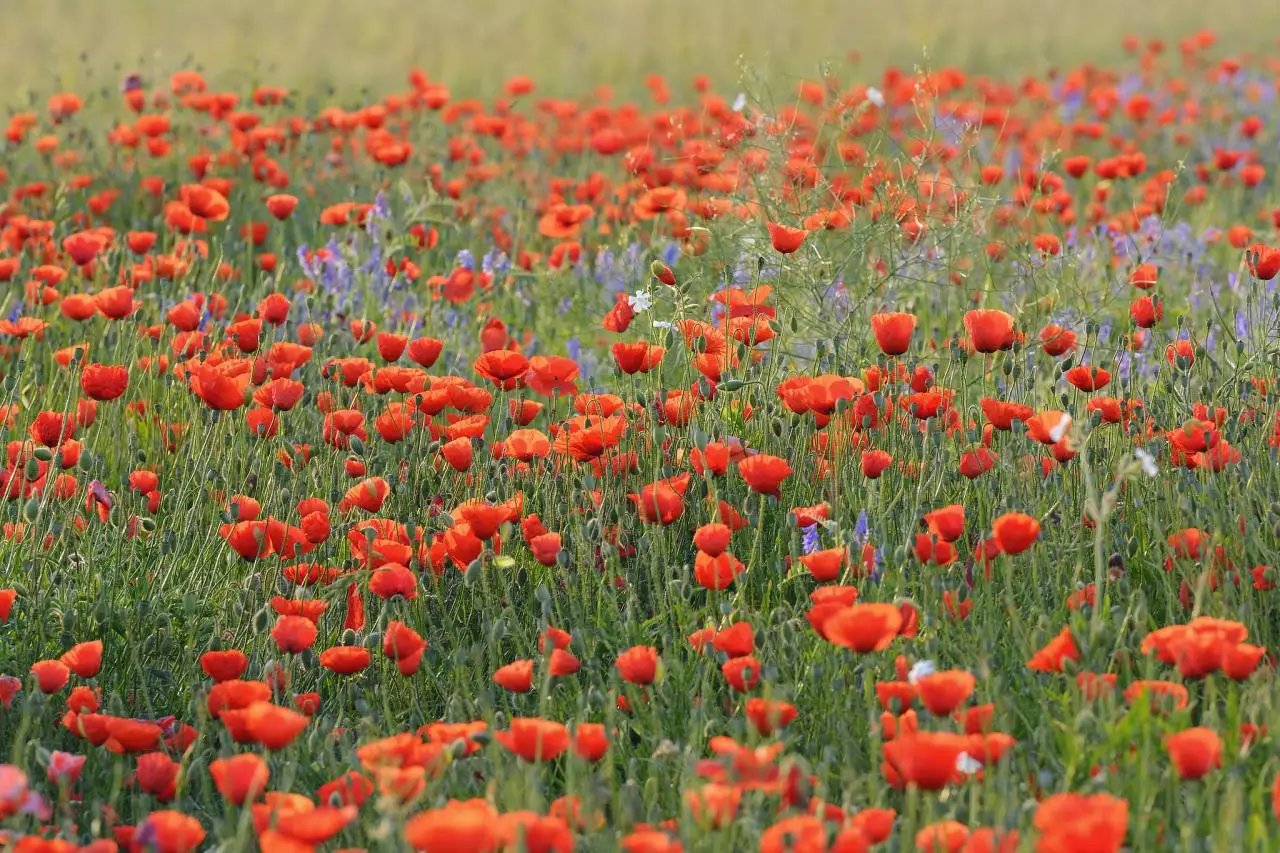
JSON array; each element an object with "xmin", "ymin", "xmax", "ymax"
[{"xmin": 3, "ymin": 18, "xmax": 1280, "ymax": 853}]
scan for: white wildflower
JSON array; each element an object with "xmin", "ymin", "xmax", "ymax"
[
  {"xmin": 732, "ymin": 93, "xmax": 746, "ymax": 113},
  {"xmin": 628, "ymin": 290, "xmax": 654, "ymax": 313},
  {"xmin": 652, "ymin": 321, "xmax": 673, "ymax": 329},
  {"xmin": 1134, "ymin": 448, "xmax": 1158, "ymax": 478},
  {"xmin": 907, "ymin": 659, "xmax": 935, "ymax": 685},
  {"xmin": 955, "ymin": 752, "xmax": 983, "ymax": 775},
  {"xmin": 651, "ymin": 739, "xmax": 681, "ymax": 759},
  {"xmin": 866, "ymin": 87, "xmax": 885, "ymax": 108},
  {"xmin": 1049, "ymin": 413, "xmax": 1072, "ymax": 443}
]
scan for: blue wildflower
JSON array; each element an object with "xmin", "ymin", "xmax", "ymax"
[
  {"xmin": 802, "ymin": 525, "xmax": 821, "ymax": 555},
  {"xmin": 661, "ymin": 241, "xmax": 682, "ymax": 267},
  {"xmin": 297, "ymin": 244, "xmax": 319, "ymax": 278},
  {"xmin": 854, "ymin": 509, "xmax": 869, "ymax": 542},
  {"xmin": 482, "ymin": 250, "xmax": 511, "ymax": 277}
]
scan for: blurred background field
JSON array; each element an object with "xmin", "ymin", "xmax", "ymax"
[{"xmin": 1, "ymin": 0, "xmax": 1275, "ymax": 103}]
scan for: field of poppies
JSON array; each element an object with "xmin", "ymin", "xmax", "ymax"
[{"xmin": 2, "ymin": 23, "xmax": 1280, "ymax": 853}]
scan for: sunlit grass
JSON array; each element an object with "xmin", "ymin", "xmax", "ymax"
[{"xmin": 2, "ymin": 0, "xmax": 1273, "ymax": 100}]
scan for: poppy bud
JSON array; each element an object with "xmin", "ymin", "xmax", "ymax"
[{"xmin": 651, "ymin": 260, "xmax": 677, "ymax": 286}]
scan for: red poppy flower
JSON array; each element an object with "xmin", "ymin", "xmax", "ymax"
[
  {"xmin": 915, "ymin": 821, "xmax": 970, "ymax": 853},
  {"xmin": 31, "ymin": 659, "xmax": 70, "ymax": 693},
  {"xmin": 693, "ymin": 550, "xmax": 745, "ymax": 590},
  {"xmin": 192, "ymin": 363, "xmax": 248, "ymax": 410},
  {"xmin": 1039, "ymin": 324, "xmax": 1077, "ymax": 355},
  {"xmin": 799, "ymin": 547, "xmax": 847, "ymax": 581},
  {"xmin": 319, "ymin": 646, "xmax": 372, "ymax": 675},
  {"xmin": 136, "ymin": 810, "xmax": 205, "ymax": 853},
  {"xmin": 766, "ymin": 222, "xmax": 808, "ymax": 254},
  {"xmin": 370, "ymin": 563, "xmax": 417, "ymax": 600},
  {"xmin": 711, "ymin": 622, "xmax": 754, "ymax": 658},
  {"xmin": 881, "ymin": 732, "xmax": 970, "ymax": 789},
  {"xmin": 80, "ymin": 363, "xmax": 129, "ymax": 401},
  {"xmin": 616, "ymin": 646, "xmax": 659, "ymax": 686},
  {"xmin": 963, "ymin": 310, "xmax": 1016, "ymax": 353},
  {"xmin": 916, "ymin": 670, "xmax": 977, "ymax": 716},
  {"xmin": 1165, "ymin": 339, "xmax": 1195, "ymax": 367},
  {"xmin": 226, "ymin": 701, "xmax": 308, "ymax": 750},
  {"xmin": 692, "ymin": 523, "xmax": 731, "ymax": 557},
  {"xmin": 60, "ymin": 640, "xmax": 103, "ymax": 678},
  {"xmin": 1033, "ymin": 793, "xmax": 1127, "ymax": 853},
  {"xmin": 403, "ymin": 798, "xmax": 498, "ymax": 851},
  {"xmin": 862, "ymin": 450, "xmax": 893, "ymax": 478},
  {"xmin": 271, "ymin": 615, "xmax": 318, "ymax": 654},
  {"xmin": 1129, "ymin": 263, "xmax": 1158, "ymax": 289},
  {"xmin": 924, "ymin": 505, "xmax": 965, "ymax": 542},
  {"xmin": 991, "ymin": 512, "xmax": 1040, "ymax": 554},
  {"xmin": 210, "ymin": 754, "xmax": 270, "ymax": 805},
  {"xmin": 1165, "ymin": 727, "xmax": 1222, "ymax": 780},
  {"xmin": 822, "ymin": 604, "xmax": 903, "ymax": 652},
  {"xmin": 266, "ymin": 194, "xmax": 299, "ymax": 220},
  {"xmin": 630, "ymin": 482, "xmax": 684, "ymax": 525},
  {"xmin": 200, "ymin": 650, "xmax": 248, "ymax": 683},
  {"xmin": 871, "ymin": 312, "xmax": 917, "ymax": 355},
  {"xmin": 1130, "ymin": 295, "xmax": 1163, "ymax": 327},
  {"xmin": 739, "ymin": 453, "xmax": 793, "ymax": 497},
  {"xmin": 472, "ymin": 349, "xmax": 530, "ymax": 390},
  {"xmin": 721, "ymin": 655, "xmax": 761, "ymax": 691},
  {"xmin": 1246, "ymin": 244, "xmax": 1280, "ymax": 280},
  {"xmin": 179, "ymin": 183, "xmax": 230, "ymax": 220},
  {"xmin": 495, "ymin": 718, "xmax": 569, "ymax": 762},
  {"xmin": 1024, "ymin": 410, "xmax": 1072, "ymax": 445},
  {"xmin": 745, "ymin": 699, "xmax": 797, "ymax": 735},
  {"xmin": 1065, "ymin": 365, "xmax": 1111, "ymax": 392},
  {"xmin": 612, "ymin": 341, "xmax": 665, "ymax": 374},
  {"xmin": 493, "ymin": 659, "xmax": 534, "ymax": 693},
  {"xmin": 572, "ymin": 723, "xmax": 609, "ymax": 762},
  {"xmin": 1027, "ymin": 627, "xmax": 1079, "ymax": 672}
]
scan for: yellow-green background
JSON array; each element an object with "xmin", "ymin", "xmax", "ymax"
[{"xmin": 1, "ymin": 0, "xmax": 1273, "ymax": 101}]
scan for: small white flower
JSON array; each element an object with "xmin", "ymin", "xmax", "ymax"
[
  {"xmin": 907, "ymin": 659, "xmax": 935, "ymax": 685},
  {"xmin": 1134, "ymin": 448, "xmax": 1158, "ymax": 478},
  {"xmin": 955, "ymin": 752, "xmax": 983, "ymax": 775},
  {"xmin": 732, "ymin": 93, "xmax": 746, "ymax": 113},
  {"xmin": 627, "ymin": 290, "xmax": 654, "ymax": 313},
  {"xmin": 1049, "ymin": 413, "xmax": 1072, "ymax": 443},
  {"xmin": 866, "ymin": 87, "xmax": 885, "ymax": 108},
  {"xmin": 651, "ymin": 739, "xmax": 681, "ymax": 759},
  {"xmin": 652, "ymin": 321, "xmax": 673, "ymax": 329}
]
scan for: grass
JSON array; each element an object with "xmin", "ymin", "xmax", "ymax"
[{"xmin": 0, "ymin": 9, "xmax": 1278, "ymax": 853}]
